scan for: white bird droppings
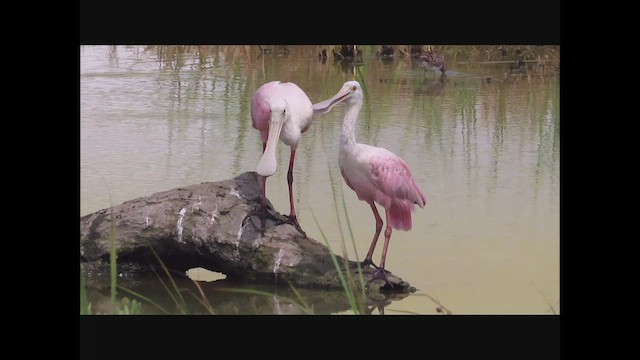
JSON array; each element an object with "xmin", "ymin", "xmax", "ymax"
[
  {"xmin": 210, "ymin": 207, "xmax": 219, "ymax": 224},
  {"xmin": 230, "ymin": 188, "xmax": 242, "ymax": 199},
  {"xmin": 177, "ymin": 207, "xmax": 187, "ymax": 243},
  {"xmin": 237, "ymin": 221, "xmax": 244, "ymax": 240},
  {"xmin": 273, "ymin": 248, "xmax": 285, "ymax": 274},
  {"xmin": 194, "ymin": 195, "xmax": 202, "ymax": 210}
]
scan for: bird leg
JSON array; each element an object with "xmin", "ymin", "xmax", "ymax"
[
  {"xmin": 350, "ymin": 257, "xmax": 379, "ymax": 270},
  {"xmin": 361, "ymin": 203, "xmax": 383, "ymax": 269},
  {"xmin": 379, "ymin": 216, "xmax": 392, "ymax": 271},
  {"xmin": 241, "ymin": 175, "xmax": 287, "ymax": 235},
  {"xmin": 360, "ymin": 258, "xmax": 379, "ymax": 269},
  {"xmin": 244, "ymin": 144, "xmax": 306, "ymax": 237},
  {"xmin": 283, "ymin": 149, "xmax": 306, "ymax": 237},
  {"xmin": 366, "ymin": 212, "xmax": 395, "ymax": 288},
  {"xmin": 242, "ymin": 142, "xmax": 287, "ymax": 234},
  {"xmin": 282, "ymin": 216, "xmax": 306, "ymax": 237}
]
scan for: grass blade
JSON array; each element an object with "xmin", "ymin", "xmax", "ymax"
[
  {"xmin": 189, "ymin": 279, "xmax": 215, "ymax": 314},
  {"xmin": 147, "ymin": 243, "xmax": 188, "ymax": 313},
  {"xmin": 340, "ymin": 185, "xmax": 367, "ymax": 293},
  {"xmin": 80, "ymin": 270, "xmax": 91, "ymax": 315},
  {"xmin": 109, "ymin": 208, "xmax": 117, "ymax": 311},
  {"xmin": 117, "ymin": 285, "xmax": 169, "ymax": 315},
  {"xmin": 309, "ymin": 208, "xmax": 359, "ymax": 314}
]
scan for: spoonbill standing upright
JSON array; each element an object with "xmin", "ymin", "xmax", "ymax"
[
  {"xmin": 312, "ymin": 81, "xmax": 427, "ymax": 285},
  {"xmin": 247, "ymin": 81, "xmax": 344, "ymax": 236}
]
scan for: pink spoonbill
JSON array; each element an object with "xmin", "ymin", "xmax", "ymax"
[
  {"xmin": 312, "ymin": 81, "xmax": 427, "ymax": 285},
  {"xmin": 246, "ymin": 81, "xmax": 343, "ymax": 235},
  {"xmin": 418, "ymin": 49, "xmax": 446, "ymax": 78}
]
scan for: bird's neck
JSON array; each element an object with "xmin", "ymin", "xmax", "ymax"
[{"xmin": 340, "ymin": 101, "xmax": 362, "ymax": 148}]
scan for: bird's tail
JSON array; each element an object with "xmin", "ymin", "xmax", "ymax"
[{"xmin": 388, "ymin": 200, "xmax": 414, "ymax": 231}]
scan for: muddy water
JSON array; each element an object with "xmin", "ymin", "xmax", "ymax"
[{"xmin": 80, "ymin": 45, "xmax": 559, "ymax": 314}]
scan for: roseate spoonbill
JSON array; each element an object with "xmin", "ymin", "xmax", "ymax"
[
  {"xmin": 312, "ymin": 81, "xmax": 427, "ymax": 285},
  {"xmin": 245, "ymin": 81, "xmax": 342, "ymax": 236},
  {"xmin": 418, "ymin": 49, "xmax": 446, "ymax": 77}
]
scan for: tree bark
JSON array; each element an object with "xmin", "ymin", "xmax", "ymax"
[{"xmin": 80, "ymin": 172, "xmax": 414, "ymax": 294}]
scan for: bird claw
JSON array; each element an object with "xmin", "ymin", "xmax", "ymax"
[
  {"xmin": 283, "ymin": 214, "xmax": 306, "ymax": 237},
  {"xmin": 367, "ymin": 268, "xmax": 395, "ymax": 289},
  {"xmin": 241, "ymin": 212, "xmax": 266, "ymax": 235},
  {"xmin": 242, "ymin": 207, "xmax": 286, "ymax": 235},
  {"xmin": 242, "ymin": 208, "xmax": 306, "ymax": 237},
  {"xmin": 358, "ymin": 258, "xmax": 380, "ymax": 270}
]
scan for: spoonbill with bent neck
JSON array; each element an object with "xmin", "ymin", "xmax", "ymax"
[{"xmin": 247, "ymin": 81, "xmax": 348, "ymax": 236}]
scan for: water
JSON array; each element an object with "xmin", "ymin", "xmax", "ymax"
[{"xmin": 80, "ymin": 45, "xmax": 560, "ymax": 315}]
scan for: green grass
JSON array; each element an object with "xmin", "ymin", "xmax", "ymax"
[
  {"xmin": 80, "ymin": 269, "xmax": 91, "ymax": 315},
  {"xmin": 308, "ymin": 160, "xmax": 369, "ymax": 315},
  {"xmin": 109, "ymin": 208, "xmax": 117, "ymax": 310},
  {"xmin": 118, "ymin": 242, "xmax": 216, "ymax": 315},
  {"xmin": 80, "ymin": 200, "xmax": 144, "ymax": 315}
]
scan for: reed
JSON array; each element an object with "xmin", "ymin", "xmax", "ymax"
[{"xmin": 135, "ymin": 45, "xmax": 559, "ymax": 69}]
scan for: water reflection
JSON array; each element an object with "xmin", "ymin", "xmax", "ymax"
[
  {"xmin": 415, "ymin": 77, "xmax": 446, "ymax": 97},
  {"xmin": 84, "ymin": 274, "xmax": 412, "ymax": 315}
]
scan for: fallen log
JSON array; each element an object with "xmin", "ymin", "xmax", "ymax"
[{"xmin": 80, "ymin": 172, "xmax": 415, "ymax": 294}]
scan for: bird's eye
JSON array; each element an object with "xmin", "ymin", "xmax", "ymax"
[{"xmin": 352, "ymin": 86, "xmax": 357, "ymax": 91}]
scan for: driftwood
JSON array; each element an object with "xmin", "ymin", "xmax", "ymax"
[{"xmin": 80, "ymin": 172, "xmax": 415, "ymax": 294}]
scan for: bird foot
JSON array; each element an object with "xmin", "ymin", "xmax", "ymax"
[
  {"xmin": 356, "ymin": 258, "xmax": 380, "ymax": 270},
  {"xmin": 242, "ymin": 208, "xmax": 306, "ymax": 237},
  {"xmin": 283, "ymin": 214, "xmax": 307, "ymax": 237},
  {"xmin": 367, "ymin": 268, "xmax": 395, "ymax": 289},
  {"xmin": 242, "ymin": 207, "xmax": 287, "ymax": 235}
]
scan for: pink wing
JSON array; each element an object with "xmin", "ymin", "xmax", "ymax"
[
  {"xmin": 369, "ymin": 155, "xmax": 426, "ymax": 208},
  {"xmin": 367, "ymin": 154, "xmax": 426, "ymax": 230}
]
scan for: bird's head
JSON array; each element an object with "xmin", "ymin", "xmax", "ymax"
[
  {"xmin": 268, "ymin": 99, "xmax": 289, "ymax": 126},
  {"xmin": 311, "ymin": 80, "xmax": 362, "ymax": 114}
]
